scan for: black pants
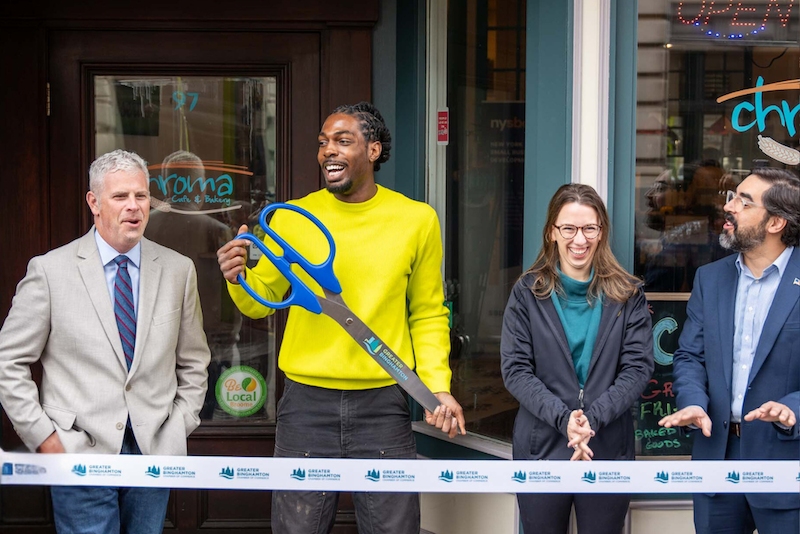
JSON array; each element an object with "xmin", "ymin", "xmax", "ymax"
[
  {"xmin": 271, "ymin": 379, "xmax": 420, "ymax": 534},
  {"xmin": 517, "ymin": 493, "xmax": 630, "ymax": 534}
]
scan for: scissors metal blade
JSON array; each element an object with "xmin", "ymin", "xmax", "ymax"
[{"xmin": 318, "ymin": 294, "xmax": 441, "ymax": 414}]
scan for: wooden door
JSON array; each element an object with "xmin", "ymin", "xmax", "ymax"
[{"xmin": 1, "ymin": 25, "xmax": 368, "ymax": 533}]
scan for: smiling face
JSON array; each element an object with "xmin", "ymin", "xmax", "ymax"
[
  {"xmin": 551, "ymin": 202, "xmax": 602, "ymax": 281},
  {"xmin": 317, "ymin": 113, "xmax": 382, "ymax": 201},
  {"xmin": 86, "ymin": 169, "xmax": 150, "ymax": 253}
]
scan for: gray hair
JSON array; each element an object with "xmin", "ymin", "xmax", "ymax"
[
  {"xmin": 751, "ymin": 167, "xmax": 800, "ymax": 247},
  {"xmin": 88, "ymin": 149, "xmax": 149, "ymax": 195}
]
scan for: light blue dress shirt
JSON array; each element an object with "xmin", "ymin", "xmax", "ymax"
[
  {"xmin": 730, "ymin": 246, "xmax": 794, "ymax": 422},
  {"xmin": 94, "ymin": 230, "xmax": 141, "ymax": 319}
]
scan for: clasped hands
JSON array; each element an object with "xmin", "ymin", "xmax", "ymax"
[{"xmin": 567, "ymin": 409, "xmax": 595, "ymax": 461}]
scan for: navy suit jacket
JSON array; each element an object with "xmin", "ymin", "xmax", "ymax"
[
  {"xmin": 673, "ymin": 247, "xmax": 800, "ymax": 510},
  {"xmin": 501, "ymin": 274, "xmax": 654, "ymax": 461}
]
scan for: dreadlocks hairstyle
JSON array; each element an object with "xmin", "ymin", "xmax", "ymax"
[{"xmin": 331, "ymin": 102, "xmax": 392, "ymax": 171}]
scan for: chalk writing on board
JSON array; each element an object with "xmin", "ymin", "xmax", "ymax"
[{"xmin": 635, "ymin": 301, "xmax": 694, "ymax": 456}]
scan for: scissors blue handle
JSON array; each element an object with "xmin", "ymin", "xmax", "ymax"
[{"xmin": 235, "ymin": 203, "xmax": 342, "ymax": 315}]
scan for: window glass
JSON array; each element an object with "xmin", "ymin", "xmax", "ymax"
[
  {"xmin": 446, "ymin": 0, "xmax": 526, "ymax": 441},
  {"xmin": 633, "ymin": 1, "xmax": 799, "ymax": 456},
  {"xmin": 94, "ymin": 75, "xmax": 278, "ymax": 423}
]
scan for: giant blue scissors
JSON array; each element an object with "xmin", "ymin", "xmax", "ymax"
[{"xmin": 235, "ymin": 203, "xmax": 442, "ymax": 413}]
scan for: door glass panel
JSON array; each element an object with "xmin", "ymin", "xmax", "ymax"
[
  {"xmin": 93, "ymin": 75, "xmax": 278, "ymax": 423},
  {"xmin": 446, "ymin": 0, "xmax": 526, "ymax": 441}
]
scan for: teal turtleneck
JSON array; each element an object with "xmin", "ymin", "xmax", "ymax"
[{"xmin": 551, "ymin": 266, "xmax": 603, "ymax": 388}]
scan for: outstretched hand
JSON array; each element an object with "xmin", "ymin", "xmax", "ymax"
[
  {"xmin": 659, "ymin": 405, "xmax": 712, "ymax": 438},
  {"xmin": 744, "ymin": 401, "xmax": 797, "ymax": 428}
]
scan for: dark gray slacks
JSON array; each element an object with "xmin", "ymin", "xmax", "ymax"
[
  {"xmin": 517, "ymin": 492, "xmax": 630, "ymax": 534},
  {"xmin": 271, "ymin": 378, "xmax": 420, "ymax": 534}
]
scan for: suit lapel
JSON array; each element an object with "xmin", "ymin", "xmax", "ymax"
[
  {"xmin": 587, "ymin": 299, "xmax": 624, "ymax": 379},
  {"xmin": 129, "ymin": 238, "xmax": 161, "ymax": 378},
  {"xmin": 748, "ymin": 248, "xmax": 800, "ymax": 384},
  {"xmin": 717, "ymin": 258, "xmax": 738, "ymax": 394},
  {"xmin": 536, "ymin": 297, "xmax": 575, "ymax": 370},
  {"xmin": 77, "ymin": 229, "xmax": 127, "ymax": 369}
]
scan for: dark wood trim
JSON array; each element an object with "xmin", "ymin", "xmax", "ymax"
[{"xmin": 0, "ymin": 0, "xmax": 378, "ymax": 24}]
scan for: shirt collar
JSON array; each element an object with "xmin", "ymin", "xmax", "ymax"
[
  {"xmin": 94, "ymin": 229, "xmax": 141, "ymax": 268},
  {"xmin": 735, "ymin": 246, "xmax": 794, "ymax": 279}
]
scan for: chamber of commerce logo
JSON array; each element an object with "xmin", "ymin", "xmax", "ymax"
[
  {"xmin": 438, "ymin": 470, "xmax": 454, "ymax": 483},
  {"xmin": 72, "ymin": 464, "xmax": 87, "ymax": 477},
  {"xmin": 581, "ymin": 471, "xmax": 597, "ymax": 484},
  {"xmin": 654, "ymin": 471, "xmax": 669, "ymax": 484},
  {"xmin": 220, "ymin": 467, "xmax": 234, "ymax": 480},
  {"xmin": 2, "ymin": 463, "xmax": 13, "ymax": 476},
  {"xmin": 725, "ymin": 471, "xmax": 740, "ymax": 484},
  {"xmin": 365, "ymin": 469, "xmax": 380, "ymax": 482},
  {"xmin": 146, "ymin": 466, "xmax": 161, "ymax": 478},
  {"xmin": 512, "ymin": 471, "xmax": 526, "ymax": 483},
  {"xmin": 215, "ymin": 365, "xmax": 267, "ymax": 417},
  {"xmin": 291, "ymin": 468, "xmax": 306, "ymax": 481},
  {"xmin": 363, "ymin": 337, "xmax": 383, "ymax": 356}
]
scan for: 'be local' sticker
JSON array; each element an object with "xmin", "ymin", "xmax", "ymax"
[{"xmin": 215, "ymin": 366, "xmax": 267, "ymax": 417}]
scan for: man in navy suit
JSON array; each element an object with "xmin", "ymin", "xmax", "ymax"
[{"xmin": 660, "ymin": 167, "xmax": 800, "ymax": 534}]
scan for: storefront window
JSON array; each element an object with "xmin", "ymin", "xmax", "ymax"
[
  {"xmin": 634, "ymin": 1, "xmax": 799, "ymax": 455},
  {"xmin": 94, "ymin": 75, "xmax": 278, "ymax": 424},
  {"xmin": 446, "ymin": 0, "xmax": 526, "ymax": 441}
]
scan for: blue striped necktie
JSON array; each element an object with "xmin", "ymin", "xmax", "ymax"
[{"xmin": 113, "ymin": 255, "xmax": 136, "ymax": 370}]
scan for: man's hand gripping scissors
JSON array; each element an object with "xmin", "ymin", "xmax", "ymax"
[{"xmin": 235, "ymin": 203, "xmax": 447, "ymax": 418}]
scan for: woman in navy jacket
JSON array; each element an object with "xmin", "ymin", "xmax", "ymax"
[{"xmin": 501, "ymin": 184, "xmax": 654, "ymax": 534}]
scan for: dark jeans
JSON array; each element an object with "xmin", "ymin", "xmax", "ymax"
[
  {"xmin": 693, "ymin": 433, "xmax": 800, "ymax": 534},
  {"xmin": 51, "ymin": 427, "xmax": 170, "ymax": 534},
  {"xmin": 271, "ymin": 379, "xmax": 420, "ymax": 534},
  {"xmin": 517, "ymin": 493, "xmax": 630, "ymax": 534}
]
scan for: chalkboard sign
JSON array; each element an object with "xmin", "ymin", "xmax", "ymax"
[{"xmin": 634, "ymin": 297, "xmax": 694, "ymax": 457}]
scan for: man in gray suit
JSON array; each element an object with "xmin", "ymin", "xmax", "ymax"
[{"xmin": 0, "ymin": 149, "xmax": 211, "ymax": 534}]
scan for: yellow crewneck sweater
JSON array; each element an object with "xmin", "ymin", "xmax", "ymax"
[{"xmin": 227, "ymin": 185, "xmax": 452, "ymax": 392}]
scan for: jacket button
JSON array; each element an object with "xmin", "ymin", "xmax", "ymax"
[
  {"xmin": 723, "ymin": 421, "xmax": 728, "ymax": 428},
  {"xmin": 116, "ymin": 422, "xmax": 124, "ymax": 430},
  {"xmin": 126, "ymin": 385, "xmax": 131, "ymax": 392}
]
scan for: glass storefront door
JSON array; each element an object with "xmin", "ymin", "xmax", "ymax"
[
  {"xmin": 446, "ymin": 0, "xmax": 526, "ymax": 441},
  {"xmin": 93, "ymin": 75, "xmax": 278, "ymax": 424}
]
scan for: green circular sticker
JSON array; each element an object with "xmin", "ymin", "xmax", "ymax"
[{"xmin": 215, "ymin": 366, "xmax": 267, "ymax": 417}]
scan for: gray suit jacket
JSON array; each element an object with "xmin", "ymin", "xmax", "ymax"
[{"xmin": 0, "ymin": 228, "xmax": 210, "ymax": 455}]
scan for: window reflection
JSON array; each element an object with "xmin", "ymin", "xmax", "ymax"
[
  {"xmin": 635, "ymin": 2, "xmax": 799, "ymax": 293},
  {"xmin": 94, "ymin": 75, "xmax": 278, "ymax": 423},
  {"xmin": 446, "ymin": 0, "xmax": 525, "ymax": 440}
]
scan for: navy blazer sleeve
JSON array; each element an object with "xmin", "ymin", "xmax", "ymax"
[
  {"xmin": 672, "ymin": 268, "xmax": 711, "ymax": 412},
  {"xmin": 500, "ymin": 281, "xmax": 572, "ymax": 438},
  {"xmin": 584, "ymin": 290, "xmax": 654, "ymax": 432}
]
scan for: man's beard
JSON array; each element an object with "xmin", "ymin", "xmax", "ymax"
[
  {"xmin": 326, "ymin": 178, "xmax": 353, "ymax": 194},
  {"xmin": 719, "ymin": 214, "xmax": 768, "ymax": 252}
]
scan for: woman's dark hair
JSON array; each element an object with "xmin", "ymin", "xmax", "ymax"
[
  {"xmin": 751, "ymin": 167, "xmax": 800, "ymax": 247},
  {"xmin": 331, "ymin": 102, "xmax": 392, "ymax": 171},
  {"xmin": 526, "ymin": 183, "xmax": 642, "ymax": 303}
]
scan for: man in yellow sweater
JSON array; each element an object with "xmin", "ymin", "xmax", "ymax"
[{"xmin": 217, "ymin": 102, "xmax": 465, "ymax": 534}]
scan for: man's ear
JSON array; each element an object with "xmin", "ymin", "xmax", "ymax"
[
  {"xmin": 368, "ymin": 140, "xmax": 382, "ymax": 163},
  {"xmin": 86, "ymin": 191, "xmax": 100, "ymax": 216},
  {"xmin": 767, "ymin": 214, "xmax": 787, "ymax": 236}
]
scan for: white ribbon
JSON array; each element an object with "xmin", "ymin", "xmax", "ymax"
[{"xmin": 1, "ymin": 449, "xmax": 797, "ymax": 493}]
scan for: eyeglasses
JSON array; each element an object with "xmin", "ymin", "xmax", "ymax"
[
  {"xmin": 723, "ymin": 190, "xmax": 764, "ymax": 212},
  {"xmin": 553, "ymin": 224, "xmax": 602, "ymax": 240}
]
